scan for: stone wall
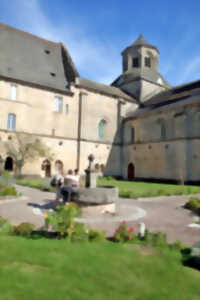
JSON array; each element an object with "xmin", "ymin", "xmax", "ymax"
[{"xmin": 123, "ymin": 104, "xmax": 200, "ymax": 182}]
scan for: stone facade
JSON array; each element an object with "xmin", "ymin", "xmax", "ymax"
[{"xmin": 1, "ymin": 23, "xmax": 200, "ymax": 183}]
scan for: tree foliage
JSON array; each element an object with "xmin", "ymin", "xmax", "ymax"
[{"xmin": 4, "ymin": 133, "xmax": 54, "ymax": 175}]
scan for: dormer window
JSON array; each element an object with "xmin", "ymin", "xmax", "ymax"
[
  {"xmin": 145, "ymin": 57, "xmax": 151, "ymax": 68},
  {"xmin": 132, "ymin": 57, "xmax": 139, "ymax": 68}
]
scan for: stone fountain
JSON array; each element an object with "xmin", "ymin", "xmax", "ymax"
[{"xmin": 72, "ymin": 154, "xmax": 118, "ymax": 216}]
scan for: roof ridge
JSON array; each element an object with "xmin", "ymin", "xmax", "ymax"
[{"xmin": 0, "ymin": 22, "xmax": 59, "ymax": 45}]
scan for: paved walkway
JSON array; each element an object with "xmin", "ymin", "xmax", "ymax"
[{"xmin": 0, "ymin": 184, "xmax": 200, "ymax": 246}]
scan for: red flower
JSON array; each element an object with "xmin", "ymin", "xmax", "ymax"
[
  {"xmin": 128, "ymin": 235, "xmax": 132, "ymax": 240},
  {"xmin": 122, "ymin": 220, "xmax": 127, "ymax": 224},
  {"xmin": 129, "ymin": 226, "xmax": 135, "ymax": 233}
]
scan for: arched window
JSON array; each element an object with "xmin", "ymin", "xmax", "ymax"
[
  {"xmin": 95, "ymin": 163, "xmax": 100, "ymax": 171},
  {"xmin": 41, "ymin": 159, "xmax": 51, "ymax": 177},
  {"xmin": 100, "ymin": 164, "xmax": 105, "ymax": 172},
  {"xmin": 4, "ymin": 156, "xmax": 13, "ymax": 171},
  {"xmin": 98, "ymin": 120, "xmax": 106, "ymax": 140},
  {"xmin": 7, "ymin": 113, "xmax": 16, "ymax": 131}
]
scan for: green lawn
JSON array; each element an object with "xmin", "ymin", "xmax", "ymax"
[
  {"xmin": 15, "ymin": 176, "xmax": 200, "ymax": 198},
  {"xmin": 15, "ymin": 177, "xmax": 55, "ymax": 193},
  {"xmin": 98, "ymin": 177, "xmax": 200, "ymax": 198},
  {"xmin": 0, "ymin": 183, "xmax": 17, "ymax": 197},
  {"xmin": 0, "ymin": 236, "xmax": 200, "ymax": 300}
]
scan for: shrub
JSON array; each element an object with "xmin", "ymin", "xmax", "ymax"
[
  {"xmin": 144, "ymin": 231, "xmax": 168, "ymax": 247},
  {"xmin": 88, "ymin": 229, "xmax": 106, "ymax": 242},
  {"xmin": 0, "ymin": 217, "xmax": 13, "ymax": 235},
  {"xmin": 114, "ymin": 221, "xmax": 135, "ymax": 242},
  {"xmin": 13, "ymin": 222, "xmax": 35, "ymax": 237},
  {"xmin": 0, "ymin": 185, "xmax": 17, "ymax": 196},
  {"xmin": 70, "ymin": 222, "xmax": 88, "ymax": 242},
  {"xmin": 169, "ymin": 240, "xmax": 186, "ymax": 250},
  {"xmin": 185, "ymin": 197, "xmax": 200, "ymax": 215},
  {"xmin": 45, "ymin": 203, "xmax": 82, "ymax": 237}
]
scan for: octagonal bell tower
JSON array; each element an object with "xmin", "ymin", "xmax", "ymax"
[{"xmin": 112, "ymin": 35, "xmax": 170, "ymax": 104}]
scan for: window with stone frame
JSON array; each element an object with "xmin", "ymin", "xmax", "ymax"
[
  {"xmin": 98, "ymin": 120, "xmax": 107, "ymax": 140},
  {"xmin": 161, "ymin": 123, "xmax": 166, "ymax": 140},
  {"xmin": 10, "ymin": 84, "xmax": 17, "ymax": 100},
  {"xmin": 7, "ymin": 113, "xmax": 16, "ymax": 131},
  {"xmin": 132, "ymin": 57, "xmax": 139, "ymax": 68},
  {"xmin": 145, "ymin": 57, "xmax": 151, "ymax": 68},
  {"xmin": 54, "ymin": 96, "xmax": 63, "ymax": 113}
]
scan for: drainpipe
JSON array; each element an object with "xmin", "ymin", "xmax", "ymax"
[{"xmin": 77, "ymin": 92, "xmax": 87, "ymax": 170}]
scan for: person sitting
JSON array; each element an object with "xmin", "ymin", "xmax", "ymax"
[{"xmin": 61, "ymin": 169, "xmax": 80, "ymax": 203}]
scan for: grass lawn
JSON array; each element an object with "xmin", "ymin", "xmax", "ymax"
[
  {"xmin": 15, "ymin": 176, "xmax": 200, "ymax": 198},
  {"xmin": 15, "ymin": 177, "xmax": 55, "ymax": 193},
  {"xmin": 0, "ymin": 236, "xmax": 200, "ymax": 300},
  {"xmin": 0, "ymin": 183, "xmax": 17, "ymax": 197},
  {"xmin": 98, "ymin": 177, "xmax": 200, "ymax": 198}
]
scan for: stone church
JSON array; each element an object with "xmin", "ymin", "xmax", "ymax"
[{"xmin": 0, "ymin": 22, "xmax": 200, "ymax": 183}]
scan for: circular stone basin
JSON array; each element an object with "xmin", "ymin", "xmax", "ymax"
[{"xmin": 72, "ymin": 186, "xmax": 118, "ymax": 215}]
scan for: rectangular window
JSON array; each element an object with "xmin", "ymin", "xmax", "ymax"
[
  {"xmin": 10, "ymin": 84, "xmax": 17, "ymax": 100},
  {"xmin": 65, "ymin": 104, "xmax": 69, "ymax": 114},
  {"xmin": 7, "ymin": 113, "xmax": 16, "ymax": 130},
  {"xmin": 145, "ymin": 57, "xmax": 151, "ymax": 68},
  {"xmin": 132, "ymin": 57, "xmax": 139, "ymax": 68},
  {"xmin": 54, "ymin": 96, "xmax": 63, "ymax": 112}
]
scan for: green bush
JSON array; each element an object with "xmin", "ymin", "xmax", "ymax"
[
  {"xmin": 13, "ymin": 222, "xmax": 35, "ymax": 237},
  {"xmin": 185, "ymin": 197, "xmax": 200, "ymax": 215},
  {"xmin": 88, "ymin": 229, "xmax": 106, "ymax": 242},
  {"xmin": 0, "ymin": 185, "xmax": 17, "ymax": 196},
  {"xmin": 143, "ymin": 231, "xmax": 168, "ymax": 247},
  {"xmin": 45, "ymin": 203, "xmax": 82, "ymax": 238},
  {"xmin": 0, "ymin": 217, "xmax": 13, "ymax": 235},
  {"xmin": 114, "ymin": 221, "xmax": 135, "ymax": 242},
  {"xmin": 70, "ymin": 222, "xmax": 88, "ymax": 243}
]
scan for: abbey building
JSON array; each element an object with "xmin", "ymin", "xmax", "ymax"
[{"xmin": 0, "ymin": 22, "xmax": 200, "ymax": 183}]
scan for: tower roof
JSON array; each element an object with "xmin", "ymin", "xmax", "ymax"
[
  {"xmin": 131, "ymin": 34, "xmax": 149, "ymax": 46},
  {"xmin": 122, "ymin": 34, "xmax": 159, "ymax": 54}
]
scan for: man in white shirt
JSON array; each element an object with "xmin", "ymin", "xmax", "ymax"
[{"xmin": 61, "ymin": 169, "xmax": 80, "ymax": 203}]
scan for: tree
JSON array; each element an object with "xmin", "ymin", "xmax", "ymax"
[{"xmin": 4, "ymin": 133, "xmax": 54, "ymax": 176}]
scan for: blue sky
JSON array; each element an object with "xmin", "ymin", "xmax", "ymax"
[{"xmin": 0, "ymin": 0, "xmax": 200, "ymax": 86}]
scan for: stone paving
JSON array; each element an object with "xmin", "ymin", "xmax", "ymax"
[{"xmin": 0, "ymin": 184, "xmax": 200, "ymax": 246}]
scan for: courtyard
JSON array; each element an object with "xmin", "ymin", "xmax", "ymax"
[{"xmin": 1, "ymin": 179, "xmax": 200, "ymax": 246}]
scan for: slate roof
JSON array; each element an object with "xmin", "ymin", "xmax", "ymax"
[
  {"xmin": 0, "ymin": 23, "xmax": 79, "ymax": 93},
  {"xmin": 125, "ymin": 80, "xmax": 200, "ymax": 120},
  {"xmin": 122, "ymin": 34, "xmax": 159, "ymax": 54},
  {"xmin": 112, "ymin": 68, "xmax": 171, "ymax": 89},
  {"xmin": 75, "ymin": 77, "xmax": 136, "ymax": 102}
]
